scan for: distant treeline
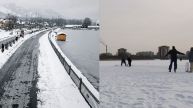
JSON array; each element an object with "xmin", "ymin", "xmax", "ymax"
[
  {"xmin": 100, "ymin": 53, "xmax": 188, "ymax": 60},
  {"xmin": 1, "ymin": 14, "xmax": 97, "ymax": 30}
]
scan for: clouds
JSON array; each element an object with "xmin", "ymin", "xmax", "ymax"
[{"xmin": 1, "ymin": 0, "xmax": 99, "ymax": 19}]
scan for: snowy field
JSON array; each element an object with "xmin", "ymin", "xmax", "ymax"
[{"xmin": 100, "ymin": 60, "xmax": 193, "ymax": 108}]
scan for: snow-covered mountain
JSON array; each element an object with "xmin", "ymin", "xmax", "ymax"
[{"xmin": 0, "ymin": 3, "xmax": 62, "ymax": 18}]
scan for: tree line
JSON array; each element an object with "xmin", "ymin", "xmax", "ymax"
[{"xmin": 1, "ymin": 14, "xmax": 94, "ymax": 30}]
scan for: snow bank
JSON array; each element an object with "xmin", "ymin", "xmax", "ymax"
[
  {"xmin": 37, "ymin": 32, "xmax": 90, "ymax": 108},
  {"xmin": 100, "ymin": 60, "xmax": 193, "ymax": 108},
  {"xmin": 0, "ymin": 29, "xmax": 19, "ymax": 41},
  {"xmin": 48, "ymin": 30, "xmax": 99, "ymax": 107}
]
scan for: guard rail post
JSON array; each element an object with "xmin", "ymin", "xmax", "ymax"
[
  {"xmin": 79, "ymin": 78, "xmax": 82, "ymax": 90},
  {"xmin": 69, "ymin": 65, "xmax": 71, "ymax": 75}
]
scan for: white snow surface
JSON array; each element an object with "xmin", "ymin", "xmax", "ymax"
[
  {"xmin": 0, "ymin": 29, "xmax": 19, "ymax": 41},
  {"xmin": 0, "ymin": 30, "xmax": 43, "ymax": 69},
  {"xmin": 37, "ymin": 32, "xmax": 90, "ymax": 108},
  {"xmin": 0, "ymin": 29, "xmax": 38, "ymax": 41},
  {"xmin": 100, "ymin": 60, "xmax": 193, "ymax": 108}
]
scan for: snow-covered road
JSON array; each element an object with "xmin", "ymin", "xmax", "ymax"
[
  {"xmin": 0, "ymin": 30, "xmax": 90, "ymax": 108},
  {"xmin": 0, "ymin": 31, "xmax": 46, "ymax": 107},
  {"xmin": 100, "ymin": 60, "xmax": 193, "ymax": 108}
]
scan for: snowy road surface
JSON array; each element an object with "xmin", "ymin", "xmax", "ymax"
[
  {"xmin": 0, "ymin": 31, "xmax": 46, "ymax": 107},
  {"xmin": 100, "ymin": 60, "xmax": 193, "ymax": 108}
]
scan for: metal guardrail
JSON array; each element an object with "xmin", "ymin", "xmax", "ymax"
[
  {"xmin": 48, "ymin": 31, "xmax": 100, "ymax": 108},
  {"xmin": 0, "ymin": 35, "xmax": 20, "ymax": 52},
  {"xmin": 0, "ymin": 29, "xmax": 45, "ymax": 53}
]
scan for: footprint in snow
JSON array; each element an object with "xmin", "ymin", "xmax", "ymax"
[{"xmin": 175, "ymin": 94, "xmax": 185, "ymax": 99}]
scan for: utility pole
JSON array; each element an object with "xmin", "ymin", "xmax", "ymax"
[
  {"xmin": 105, "ymin": 45, "xmax": 108, "ymax": 54},
  {"xmin": 100, "ymin": 40, "xmax": 108, "ymax": 54}
]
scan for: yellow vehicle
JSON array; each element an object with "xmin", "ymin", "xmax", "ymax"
[{"xmin": 56, "ymin": 33, "xmax": 67, "ymax": 41}]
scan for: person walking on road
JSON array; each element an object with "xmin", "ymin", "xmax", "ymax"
[
  {"xmin": 165, "ymin": 46, "xmax": 185, "ymax": 72},
  {"xmin": 1, "ymin": 44, "xmax": 4, "ymax": 52},
  {"xmin": 188, "ymin": 47, "xmax": 193, "ymax": 72}
]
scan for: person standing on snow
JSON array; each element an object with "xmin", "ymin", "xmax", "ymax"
[
  {"xmin": 127, "ymin": 56, "xmax": 132, "ymax": 67},
  {"xmin": 188, "ymin": 47, "xmax": 193, "ymax": 72},
  {"xmin": 165, "ymin": 46, "xmax": 185, "ymax": 72},
  {"xmin": 121, "ymin": 53, "xmax": 127, "ymax": 66},
  {"xmin": 1, "ymin": 44, "xmax": 4, "ymax": 52}
]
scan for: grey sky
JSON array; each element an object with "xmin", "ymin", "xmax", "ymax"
[
  {"xmin": 1, "ymin": 0, "xmax": 98, "ymax": 19},
  {"xmin": 100, "ymin": 0, "xmax": 193, "ymax": 54}
]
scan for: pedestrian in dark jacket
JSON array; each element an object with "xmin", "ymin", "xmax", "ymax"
[
  {"xmin": 127, "ymin": 56, "xmax": 132, "ymax": 67},
  {"xmin": 188, "ymin": 47, "xmax": 193, "ymax": 72},
  {"xmin": 1, "ymin": 44, "xmax": 4, "ymax": 52},
  {"xmin": 165, "ymin": 46, "xmax": 185, "ymax": 72},
  {"xmin": 121, "ymin": 53, "xmax": 127, "ymax": 66}
]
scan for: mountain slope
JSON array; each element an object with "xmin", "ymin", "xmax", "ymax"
[{"xmin": 0, "ymin": 3, "xmax": 62, "ymax": 18}]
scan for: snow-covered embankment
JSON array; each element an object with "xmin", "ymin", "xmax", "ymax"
[{"xmin": 37, "ymin": 32, "xmax": 91, "ymax": 108}]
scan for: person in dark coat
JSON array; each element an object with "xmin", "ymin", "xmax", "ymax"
[
  {"xmin": 1, "ymin": 44, "xmax": 4, "ymax": 52},
  {"xmin": 188, "ymin": 47, "xmax": 193, "ymax": 72},
  {"xmin": 165, "ymin": 46, "xmax": 185, "ymax": 72},
  {"xmin": 121, "ymin": 53, "xmax": 127, "ymax": 66},
  {"xmin": 127, "ymin": 56, "xmax": 132, "ymax": 67}
]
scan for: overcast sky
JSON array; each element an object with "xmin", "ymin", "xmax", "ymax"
[
  {"xmin": 100, "ymin": 0, "xmax": 193, "ymax": 54},
  {"xmin": 1, "ymin": 0, "xmax": 98, "ymax": 19}
]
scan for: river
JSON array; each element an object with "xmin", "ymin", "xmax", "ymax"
[{"xmin": 56, "ymin": 29, "xmax": 99, "ymax": 90}]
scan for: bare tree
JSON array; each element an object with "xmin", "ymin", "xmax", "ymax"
[
  {"xmin": 5, "ymin": 14, "xmax": 18, "ymax": 30},
  {"xmin": 82, "ymin": 17, "xmax": 92, "ymax": 28}
]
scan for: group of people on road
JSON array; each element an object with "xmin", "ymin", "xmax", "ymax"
[{"xmin": 120, "ymin": 46, "xmax": 193, "ymax": 73}]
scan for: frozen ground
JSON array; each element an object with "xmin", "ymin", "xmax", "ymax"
[
  {"xmin": 100, "ymin": 60, "xmax": 193, "ymax": 108},
  {"xmin": 37, "ymin": 32, "xmax": 90, "ymax": 108}
]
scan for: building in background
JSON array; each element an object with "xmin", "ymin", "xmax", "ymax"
[
  {"xmin": 117, "ymin": 48, "xmax": 127, "ymax": 57},
  {"xmin": 158, "ymin": 46, "xmax": 169, "ymax": 59},
  {"xmin": 136, "ymin": 51, "xmax": 154, "ymax": 57}
]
